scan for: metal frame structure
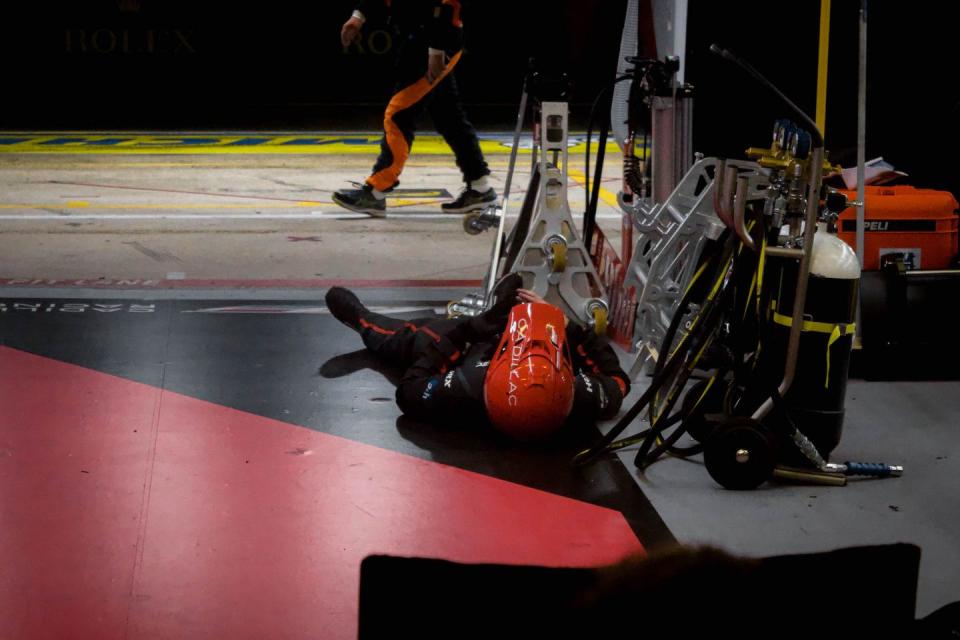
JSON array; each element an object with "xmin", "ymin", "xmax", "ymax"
[
  {"xmin": 453, "ymin": 78, "xmax": 608, "ymax": 332},
  {"xmin": 622, "ymin": 157, "xmax": 761, "ymax": 376},
  {"xmin": 503, "ymin": 101, "xmax": 608, "ymax": 328}
]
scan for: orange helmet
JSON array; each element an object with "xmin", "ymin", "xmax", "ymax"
[{"xmin": 483, "ymin": 302, "xmax": 574, "ymax": 440}]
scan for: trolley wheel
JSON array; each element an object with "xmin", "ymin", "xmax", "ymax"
[
  {"xmin": 550, "ymin": 242, "xmax": 567, "ymax": 272},
  {"xmin": 591, "ymin": 305, "xmax": 608, "ymax": 336},
  {"xmin": 681, "ymin": 378, "xmax": 726, "ymax": 444},
  {"xmin": 463, "ymin": 212, "xmax": 484, "ymax": 235},
  {"xmin": 703, "ymin": 417, "xmax": 776, "ymax": 490}
]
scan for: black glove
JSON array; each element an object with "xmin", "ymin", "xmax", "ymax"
[
  {"xmin": 465, "ymin": 294, "xmax": 517, "ymax": 340},
  {"xmin": 565, "ymin": 320, "xmax": 591, "ymax": 345},
  {"xmin": 468, "ymin": 273, "xmax": 523, "ymax": 336},
  {"xmin": 489, "ymin": 273, "xmax": 523, "ymax": 305}
]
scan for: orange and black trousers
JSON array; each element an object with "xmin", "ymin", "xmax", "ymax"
[{"xmin": 366, "ymin": 31, "xmax": 489, "ymax": 192}]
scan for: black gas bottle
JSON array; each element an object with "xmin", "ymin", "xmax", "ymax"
[{"xmin": 751, "ymin": 226, "xmax": 861, "ymax": 461}]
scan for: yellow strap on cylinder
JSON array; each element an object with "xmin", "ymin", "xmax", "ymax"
[{"xmin": 771, "ymin": 310, "xmax": 855, "ymax": 388}]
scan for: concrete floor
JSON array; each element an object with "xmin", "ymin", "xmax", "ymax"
[
  {"xmin": 611, "ymin": 376, "xmax": 960, "ymax": 617},
  {"xmin": 3, "ymin": 137, "xmax": 957, "ymax": 620},
  {"xmin": 0, "ymin": 151, "xmax": 624, "ymax": 283}
]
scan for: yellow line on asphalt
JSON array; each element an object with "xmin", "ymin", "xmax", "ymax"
[
  {"xmin": 1, "ymin": 197, "xmax": 610, "ymax": 211},
  {"xmin": 0, "ymin": 134, "xmax": 626, "ymax": 156},
  {"xmin": 568, "ymin": 169, "xmax": 621, "ymax": 209},
  {"xmin": 0, "ymin": 202, "xmax": 330, "ymax": 209}
]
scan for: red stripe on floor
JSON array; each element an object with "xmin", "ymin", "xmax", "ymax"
[{"xmin": 0, "ymin": 347, "xmax": 642, "ymax": 639}]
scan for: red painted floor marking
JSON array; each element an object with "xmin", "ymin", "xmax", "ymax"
[
  {"xmin": 0, "ymin": 347, "xmax": 642, "ymax": 639},
  {"xmin": 0, "ymin": 347, "xmax": 162, "ymax": 640},
  {"xmin": 0, "ymin": 277, "xmax": 482, "ymax": 289}
]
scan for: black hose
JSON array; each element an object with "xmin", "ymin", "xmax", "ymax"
[
  {"xmin": 652, "ymin": 233, "xmax": 734, "ymax": 381},
  {"xmin": 634, "ymin": 256, "xmax": 738, "ymax": 468},
  {"xmin": 584, "ymin": 75, "xmax": 632, "ymax": 195},
  {"xmin": 501, "ymin": 165, "xmax": 541, "ymax": 275},
  {"xmin": 571, "ymin": 233, "xmax": 737, "ymax": 469},
  {"xmin": 583, "ymin": 75, "xmax": 632, "ymax": 245},
  {"xmin": 641, "ymin": 228, "xmax": 769, "ymax": 465},
  {"xmin": 623, "ymin": 233, "xmax": 740, "ymax": 468},
  {"xmin": 709, "ymin": 44, "xmax": 823, "ymax": 148},
  {"xmin": 584, "ymin": 120, "xmax": 609, "ymax": 249},
  {"xmin": 570, "ymin": 325, "xmax": 697, "ymax": 468}
]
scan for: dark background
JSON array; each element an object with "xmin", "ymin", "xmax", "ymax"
[{"xmin": 2, "ymin": 0, "xmax": 957, "ymax": 197}]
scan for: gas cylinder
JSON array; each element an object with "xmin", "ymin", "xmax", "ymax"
[{"xmin": 757, "ymin": 224, "xmax": 860, "ymax": 461}]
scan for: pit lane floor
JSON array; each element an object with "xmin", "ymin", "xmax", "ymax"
[{"xmin": 1, "ymin": 134, "xmax": 956, "ymax": 637}]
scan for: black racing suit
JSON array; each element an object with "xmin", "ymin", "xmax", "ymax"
[
  {"xmin": 355, "ymin": 307, "xmax": 630, "ymax": 428},
  {"xmin": 353, "ymin": 0, "xmax": 489, "ymax": 191}
]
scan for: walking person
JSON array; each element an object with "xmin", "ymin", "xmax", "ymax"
[{"xmin": 334, "ymin": 0, "xmax": 497, "ymax": 217}]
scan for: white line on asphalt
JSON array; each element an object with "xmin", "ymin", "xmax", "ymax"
[
  {"xmin": 0, "ymin": 211, "xmax": 624, "ymax": 221},
  {"xmin": 182, "ymin": 305, "xmax": 444, "ymax": 314}
]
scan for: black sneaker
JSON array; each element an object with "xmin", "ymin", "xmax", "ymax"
[
  {"xmin": 325, "ymin": 286, "xmax": 366, "ymax": 331},
  {"xmin": 332, "ymin": 183, "xmax": 387, "ymax": 217},
  {"xmin": 441, "ymin": 185, "xmax": 498, "ymax": 214}
]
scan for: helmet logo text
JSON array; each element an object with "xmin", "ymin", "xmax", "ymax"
[{"xmin": 507, "ymin": 318, "xmax": 529, "ymax": 406}]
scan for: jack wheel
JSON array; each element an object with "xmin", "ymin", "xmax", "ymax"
[
  {"xmin": 703, "ymin": 417, "xmax": 776, "ymax": 490},
  {"xmin": 549, "ymin": 240, "xmax": 567, "ymax": 272},
  {"xmin": 591, "ymin": 305, "xmax": 608, "ymax": 336},
  {"xmin": 463, "ymin": 212, "xmax": 484, "ymax": 235}
]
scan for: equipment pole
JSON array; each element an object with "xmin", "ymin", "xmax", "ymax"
[
  {"xmin": 856, "ymin": 0, "xmax": 867, "ymax": 268},
  {"xmin": 816, "ymin": 0, "xmax": 832, "ymax": 137}
]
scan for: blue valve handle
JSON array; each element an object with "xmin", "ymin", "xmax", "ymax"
[{"xmin": 829, "ymin": 461, "xmax": 904, "ymax": 478}]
